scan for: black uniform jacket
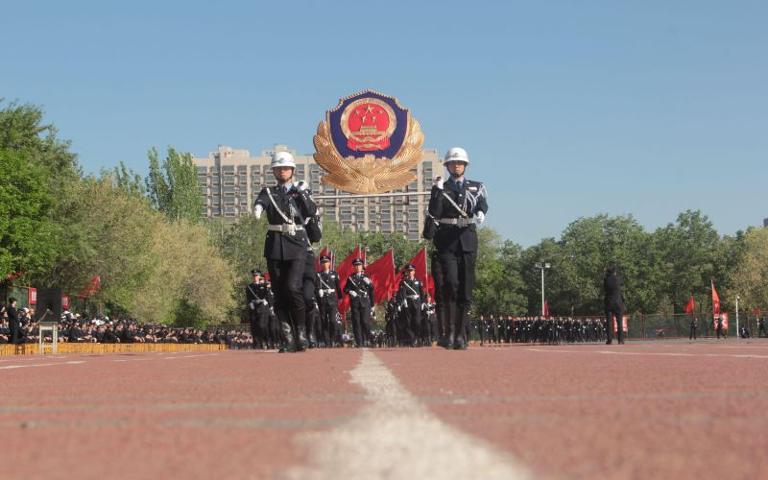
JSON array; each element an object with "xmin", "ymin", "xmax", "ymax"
[
  {"xmin": 343, "ymin": 273, "xmax": 375, "ymax": 307},
  {"xmin": 603, "ymin": 274, "xmax": 624, "ymax": 309},
  {"xmin": 396, "ymin": 277, "xmax": 425, "ymax": 306},
  {"xmin": 255, "ymin": 184, "xmax": 317, "ymax": 261},
  {"xmin": 316, "ymin": 270, "xmax": 342, "ymax": 302},
  {"xmin": 428, "ymin": 178, "xmax": 488, "ymax": 253}
]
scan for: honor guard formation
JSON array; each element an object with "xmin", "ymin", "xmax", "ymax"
[{"xmin": 248, "ymin": 148, "xmax": 628, "ymax": 352}]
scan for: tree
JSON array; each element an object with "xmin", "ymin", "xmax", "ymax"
[
  {"xmin": 726, "ymin": 227, "xmax": 768, "ymax": 312},
  {"xmin": 0, "ymin": 149, "xmax": 56, "ymax": 278},
  {"xmin": 0, "ymin": 100, "xmax": 80, "ymax": 192},
  {"xmin": 654, "ymin": 210, "xmax": 721, "ymax": 311},
  {"xmin": 146, "ymin": 147, "xmax": 202, "ymax": 223}
]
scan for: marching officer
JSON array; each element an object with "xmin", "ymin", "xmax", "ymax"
[
  {"xmin": 343, "ymin": 258, "xmax": 375, "ymax": 347},
  {"xmin": 427, "ymin": 147, "xmax": 488, "ymax": 350},
  {"xmin": 303, "ymin": 247, "xmax": 320, "ymax": 348},
  {"xmin": 254, "ymin": 151, "xmax": 318, "ymax": 353},
  {"xmin": 245, "ymin": 270, "xmax": 271, "ymax": 349},
  {"xmin": 603, "ymin": 266, "xmax": 625, "ymax": 345},
  {"xmin": 396, "ymin": 264, "xmax": 426, "ymax": 347},
  {"xmin": 689, "ymin": 316, "xmax": 698, "ymax": 340},
  {"xmin": 316, "ymin": 255, "xmax": 342, "ymax": 347}
]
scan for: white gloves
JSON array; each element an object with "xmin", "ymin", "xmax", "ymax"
[
  {"xmin": 254, "ymin": 204, "xmax": 263, "ymax": 219},
  {"xmin": 475, "ymin": 211, "xmax": 485, "ymax": 225},
  {"xmin": 433, "ymin": 176, "xmax": 444, "ymax": 190},
  {"xmin": 249, "ymin": 301, "xmax": 256, "ymax": 311},
  {"xmin": 297, "ymin": 181, "xmax": 308, "ymax": 191},
  {"xmin": 319, "ymin": 289, "xmax": 325, "ymax": 298},
  {"xmin": 349, "ymin": 291, "xmax": 358, "ymax": 298}
]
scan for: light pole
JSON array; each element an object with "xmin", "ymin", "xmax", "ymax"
[
  {"xmin": 736, "ymin": 295, "xmax": 740, "ymax": 339},
  {"xmin": 535, "ymin": 262, "xmax": 551, "ymax": 316}
]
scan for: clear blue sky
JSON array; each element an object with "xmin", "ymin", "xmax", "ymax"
[{"xmin": 2, "ymin": 0, "xmax": 766, "ymax": 245}]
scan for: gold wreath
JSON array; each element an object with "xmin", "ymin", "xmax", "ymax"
[{"xmin": 313, "ymin": 116, "xmax": 424, "ymax": 194}]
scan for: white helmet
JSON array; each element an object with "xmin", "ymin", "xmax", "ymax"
[
  {"xmin": 443, "ymin": 147, "xmax": 470, "ymax": 165},
  {"xmin": 271, "ymin": 151, "xmax": 296, "ymax": 169}
]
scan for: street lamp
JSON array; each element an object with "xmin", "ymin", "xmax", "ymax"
[
  {"xmin": 736, "ymin": 295, "xmax": 740, "ymax": 339},
  {"xmin": 534, "ymin": 262, "xmax": 551, "ymax": 316}
]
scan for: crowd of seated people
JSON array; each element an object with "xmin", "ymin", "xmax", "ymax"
[{"xmin": 0, "ymin": 307, "xmax": 252, "ymax": 348}]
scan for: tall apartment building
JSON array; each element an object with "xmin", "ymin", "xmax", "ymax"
[
  {"xmin": 764, "ymin": 217, "xmax": 768, "ymax": 228},
  {"xmin": 192, "ymin": 145, "xmax": 443, "ymax": 241}
]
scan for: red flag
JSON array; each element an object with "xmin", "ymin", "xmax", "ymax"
[
  {"xmin": 77, "ymin": 275, "xmax": 101, "ymax": 299},
  {"xmin": 543, "ymin": 300, "xmax": 550, "ymax": 317},
  {"xmin": 711, "ymin": 280, "xmax": 720, "ymax": 314},
  {"xmin": 684, "ymin": 295, "xmax": 695, "ymax": 314},
  {"xmin": 315, "ymin": 246, "xmax": 330, "ymax": 273},
  {"xmin": 337, "ymin": 245, "xmax": 362, "ymax": 316},
  {"xmin": 425, "ymin": 274, "xmax": 435, "ymax": 300},
  {"xmin": 366, "ymin": 250, "xmax": 397, "ymax": 304}
]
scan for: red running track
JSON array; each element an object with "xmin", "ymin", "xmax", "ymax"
[{"xmin": 2, "ymin": 341, "xmax": 768, "ymax": 479}]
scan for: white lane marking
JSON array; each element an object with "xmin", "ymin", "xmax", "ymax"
[
  {"xmin": 286, "ymin": 349, "xmax": 529, "ymax": 480},
  {"xmin": 0, "ymin": 360, "xmax": 86, "ymax": 370},
  {"xmin": 528, "ymin": 348, "xmax": 768, "ymax": 359},
  {"xmin": 163, "ymin": 353, "xmax": 220, "ymax": 360}
]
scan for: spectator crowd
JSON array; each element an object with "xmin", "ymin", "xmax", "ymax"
[{"xmin": 0, "ymin": 305, "xmax": 254, "ymax": 349}]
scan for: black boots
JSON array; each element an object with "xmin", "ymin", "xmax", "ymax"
[{"xmin": 453, "ymin": 304, "xmax": 469, "ymax": 350}]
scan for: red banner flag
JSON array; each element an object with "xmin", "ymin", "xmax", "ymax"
[
  {"xmin": 543, "ymin": 300, "xmax": 551, "ymax": 317},
  {"xmin": 366, "ymin": 250, "xmax": 397, "ymax": 304},
  {"xmin": 713, "ymin": 312, "xmax": 729, "ymax": 330},
  {"xmin": 77, "ymin": 275, "xmax": 101, "ymax": 299},
  {"xmin": 684, "ymin": 295, "xmax": 696, "ymax": 314},
  {"xmin": 337, "ymin": 245, "xmax": 362, "ymax": 315},
  {"xmin": 711, "ymin": 280, "xmax": 720, "ymax": 314}
]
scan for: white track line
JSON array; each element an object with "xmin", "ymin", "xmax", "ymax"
[
  {"xmin": 0, "ymin": 360, "xmax": 86, "ymax": 370},
  {"xmin": 285, "ymin": 349, "xmax": 529, "ymax": 480},
  {"xmin": 528, "ymin": 348, "xmax": 768, "ymax": 359},
  {"xmin": 162, "ymin": 353, "xmax": 220, "ymax": 360}
]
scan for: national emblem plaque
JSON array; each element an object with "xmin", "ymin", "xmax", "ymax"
[{"xmin": 313, "ymin": 90, "xmax": 424, "ymax": 194}]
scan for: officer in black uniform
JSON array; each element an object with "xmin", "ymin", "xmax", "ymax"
[
  {"xmin": 603, "ymin": 266, "xmax": 625, "ymax": 345},
  {"xmin": 396, "ymin": 264, "xmax": 426, "ymax": 347},
  {"xmin": 302, "ymin": 247, "xmax": 320, "ymax": 348},
  {"xmin": 254, "ymin": 151, "xmax": 318, "ymax": 353},
  {"xmin": 316, "ymin": 255, "xmax": 342, "ymax": 347},
  {"xmin": 427, "ymin": 147, "xmax": 488, "ymax": 350},
  {"xmin": 7, "ymin": 298, "xmax": 22, "ymax": 346},
  {"xmin": 689, "ymin": 316, "xmax": 698, "ymax": 340},
  {"xmin": 245, "ymin": 270, "xmax": 271, "ymax": 349},
  {"xmin": 430, "ymin": 250, "xmax": 449, "ymax": 347},
  {"xmin": 343, "ymin": 258, "xmax": 375, "ymax": 347}
]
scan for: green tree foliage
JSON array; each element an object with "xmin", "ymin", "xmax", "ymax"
[
  {"xmin": 146, "ymin": 147, "xmax": 202, "ymax": 223},
  {"xmin": 726, "ymin": 227, "xmax": 768, "ymax": 312},
  {"xmin": 0, "ymin": 149, "xmax": 56, "ymax": 278},
  {"xmin": 473, "ymin": 229, "xmax": 526, "ymax": 315},
  {"xmin": 0, "ymin": 100, "xmax": 80, "ymax": 192},
  {"xmin": 51, "ymin": 178, "xmax": 234, "ymax": 324},
  {"xmin": 654, "ymin": 210, "xmax": 721, "ymax": 311}
]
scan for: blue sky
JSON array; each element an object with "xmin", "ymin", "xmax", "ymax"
[{"xmin": 2, "ymin": 0, "xmax": 766, "ymax": 245}]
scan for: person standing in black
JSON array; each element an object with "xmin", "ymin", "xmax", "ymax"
[
  {"xmin": 689, "ymin": 316, "xmax": 698, "ymax": 340},
  {"xmin": 246, "ymin": 270, "xmax": 271, "ymax": 349},
  {"xmin": 396, "ymin": 264, "xmax": 426, "ymax": 347},
  {"xmin": 427, "ymin": 147, "xmax": 488, "ymax": 350},
  {"xmin": 343, "ymin": 258, "xmax": 374, "ymax": 347},
  {"xmin": 716, "ymin": 315, "xmax": 725, "ymax": 339},
  {"xmin": 316, "ymin": 255, "xmax": 341, "ymax": 347},
  {"xmin": 603, "ymin": 267, "xmax": 625, "ymax": 345},
  {"xmin": 7, "ymin": 298, "xmax": 22, "ymax": 346},
  {"xmin": 254, "ymin": 151, "xmax": 318, "ymax": 353}
]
